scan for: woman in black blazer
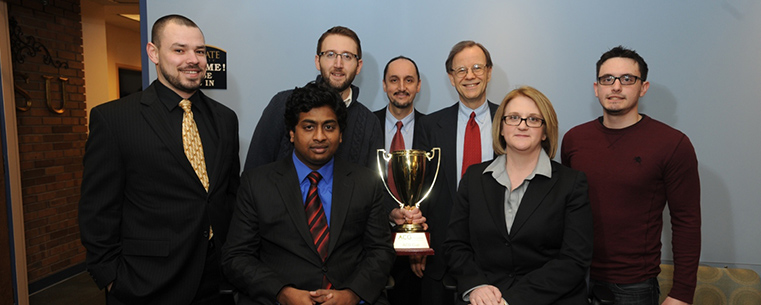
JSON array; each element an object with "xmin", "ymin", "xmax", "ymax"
[{"xmin": 444, "ymin": 86, "xmax": 593, "ymax": 305}]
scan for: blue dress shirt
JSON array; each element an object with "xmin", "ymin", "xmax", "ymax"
[{"xmin": 292, "ymin": 153, "xmax": 335, "ymax": 227}]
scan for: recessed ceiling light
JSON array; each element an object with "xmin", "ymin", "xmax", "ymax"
[{"xmin": 118, "ymin": 14, "xmax": 140, "ymax": 22}]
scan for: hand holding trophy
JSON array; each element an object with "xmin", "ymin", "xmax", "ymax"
[{"xmin": 377, "ymin": 148, "xmax": 440, "ymax": 255}]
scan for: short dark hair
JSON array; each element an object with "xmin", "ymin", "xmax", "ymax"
[
  {"xmin": 383, "ymin": 56, "xmax": 419, "ymax": 80},
  {"xmin": 151, "ymin": 14, "xmax": 201, "ymax": 47},
  {"xmin": 284, "ymin": 82, "xmax": 348, "ymax": 132},
  {"xmin": 316, "ymin": 26, "xmax": 362, "ymax": 59},
  {"xmin": 445, "ymin": 40, "xmax": 493, "ymax": 73},
  {"xmin": 596, "ymin": 45, "xmax": 649, "ymax": 81}
]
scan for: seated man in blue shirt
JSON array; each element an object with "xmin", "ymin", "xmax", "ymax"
[{"xmin": 222, "ymin": 82, "xmax": 395, "ymax": 305}]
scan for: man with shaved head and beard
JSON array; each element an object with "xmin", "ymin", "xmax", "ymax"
[
  {"xmin": 80, "ymin": 14, "xmax": 240, "ymax": 305},
  {"xmin": 244, "ymin": 26, "xmax": 383, "ymax": 172}
]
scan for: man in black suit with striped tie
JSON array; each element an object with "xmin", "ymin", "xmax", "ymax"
[
  {"xmin": 223, "ymin": 83, "xmax": 394, "ymax": 305},
  {"xmin": 79, "ymin": 15, "xmax": 240, "ymax": 305}
]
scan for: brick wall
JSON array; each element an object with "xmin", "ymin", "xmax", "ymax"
[{"xmin": 8, "ymin": 0, "xmax": 87, "ymax": 283}]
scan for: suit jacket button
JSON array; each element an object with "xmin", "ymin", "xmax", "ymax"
[
  {"xmin": 203, "ymin": 230, "xmax": 209, "ymax": 238},
  {"xmin": 322, "ymin": 266, "xmax": 328, "ymax": 273}
]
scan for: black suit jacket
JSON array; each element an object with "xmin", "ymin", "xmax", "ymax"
[
  {"xmin": 79, "ymin": 82, "xmax": 240, "ymax": 304},
  {"xmin": 412, "ymin": 101, "xmax": 499, "ymax": 280},
  {"xmin": 222, "ymin": 157, "xmax": 395, "ymax": 304},
  {"xmin": 373, "ymin": 107, "xmax": 424, "ymax": 150},
  {"xmin": 444, "ymin": 160, "xmax": 593, "ymax": 305}
]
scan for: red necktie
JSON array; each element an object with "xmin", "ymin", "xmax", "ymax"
[
  {"xmin": 388, "ymin": 121, "xmax": 404, "ymax": 201},
  {"xmin": 462, "ymin": 112, "xmax": 481, "ymax": 177},
  {"xmin": 305, "ymin": 171, "xmax": 332, "ymax": 289}
]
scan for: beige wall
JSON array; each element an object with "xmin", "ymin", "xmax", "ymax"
[
  {"xmin": 82, "ymin": 0, "xmax": 141, "ymax": 117},
  {"xmin": 106, "ymin": 23, "xmax": 141, "ymax": 101},
  {"xmin": 81, "ymin": 0, "xmax": 109, "ymax": 119}
]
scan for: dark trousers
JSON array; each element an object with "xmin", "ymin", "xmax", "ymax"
[
  {"xmin": 106, "ymin": 238, "xmax": 227, "ymax": 305},
  {"xmin": 388, "ymin": 256, "xmax": 423, "ymax": 305},
  {"xmin": 589, "ymin": 278, "xmax": 660, "ymax": 305},
  {"xmin": 191, "ymin": 237, "xmax": 225, "ymax": 305},
  {"xmin": 421, "ymin": 275, "xmax": 454, "ymax": 305}
]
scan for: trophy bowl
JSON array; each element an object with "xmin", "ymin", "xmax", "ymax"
[{"xmin": 377, "ymin": 148, "xmax": 440, "ymax": 255}]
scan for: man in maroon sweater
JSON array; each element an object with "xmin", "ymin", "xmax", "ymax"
[{"xmin": 561, "ymin": 46, "xmax": 700, "ymax": 305}]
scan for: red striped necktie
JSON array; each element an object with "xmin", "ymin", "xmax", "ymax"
[{"xmin": 305, "ymin": 171, "xmax": 332, "ymax": 289}]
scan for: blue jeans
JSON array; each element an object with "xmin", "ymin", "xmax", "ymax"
[{"xmin": 590, "ymin": 278, "xmax": 660, "ymax": 305}]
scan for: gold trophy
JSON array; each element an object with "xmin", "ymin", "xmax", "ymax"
[{"xmin": 377, "ymin": 148, "xmax": 440, "ymax": 255}]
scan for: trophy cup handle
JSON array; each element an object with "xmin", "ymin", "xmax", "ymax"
[
  {"xmin": 413, "ymin": 147, "xmax": 441, "ymax": 208},
  {"xmin": 377, "ymin": 149, "xmax": 405, "ymax": 207}
]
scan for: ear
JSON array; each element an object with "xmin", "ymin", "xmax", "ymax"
[
  {"xmin": 484, "ymin": 66, "xmax": 492, "ymax": 83},
  {"xmin": 593, "ymin": 82, "xmax": 599, "ymax": 98},
  {"xmin": 415, "ymin": 79, "xmax": 421, "ymax": 93},
  {"xmin": 147, "ymin": 42, "xmax": 160, "ymax": 65},
  {"xmin": 639, "ymin": 80, "xmax": 650, "ymax": 97},
  {"xmin": 339, "ymin": 132, "xmax": 343, "ymax": 144},
  {"xmin": 382, "ymin": 79, "xmax": 388, "ymax": 93},
  {"xmin": 289, "ymin": 130, "xmax": 295, "ymax": 143},
  {"xmin": 315, "ymin": 54, "xmax": 321, "ymax": 72},
  {"xmin": 448, "ymin": 72, "xmax": 456, "ymax": 87},
  {"xmin": 354, "ymin": 59, "xmax": 363, "ymax": 75}
]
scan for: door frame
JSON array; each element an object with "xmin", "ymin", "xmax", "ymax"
[{"xmin": 0, "ymin": 0, "xmax": 30, "ymax": 304}]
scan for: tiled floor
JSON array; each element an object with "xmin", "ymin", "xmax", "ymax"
[{"xmin": 29, "ymin": 272, "xmax": 105, "ymax": 305}]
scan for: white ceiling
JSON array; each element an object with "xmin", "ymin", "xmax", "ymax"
[{"xmin": 83, "ymin": 0, "xmax": 140, "ymax": 32}]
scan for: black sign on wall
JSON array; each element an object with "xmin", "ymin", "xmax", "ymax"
[{"xmin": 202, "ymin": 45, "xmax": 226, "ymax": 89}]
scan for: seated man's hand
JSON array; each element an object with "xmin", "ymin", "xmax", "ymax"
[
  {"xmin": 409, "ymin": 254, "xmax": 426, "ymax": 278},
  {"xmin": 310, "ymin": 289, "xmax": 359, "ymax": 305},
  {"xmin": 469, "ymin": 285, "xmax": 503, "ymax": 305},
  {"xmin": 389, "ymin": 207, "xmax": 428, "ymax": 230},
  {"xmin": 662, "ymin": 296, "xmax": 690, "ymax": 305},
  {"xmin": 277, "ymin": 286, "xmax": 315, "ymax": 305}
]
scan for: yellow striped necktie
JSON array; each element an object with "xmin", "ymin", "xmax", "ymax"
[{"xmin": 179, "ymin": 99, "xmax": 209, "ymax": 191}]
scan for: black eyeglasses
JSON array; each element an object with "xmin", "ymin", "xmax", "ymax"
[
  {"xmin": 318, "ymin": 51, "xmax": 359, "ymax": 61},
  {"xmin": 597, "ymin": 74, "xmax": 642, "ymax": 86},
  {"xmin": 502, "ymin": 115, "xmax": 545, "ymax": 128}
]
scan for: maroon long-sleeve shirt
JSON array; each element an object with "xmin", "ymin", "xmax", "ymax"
[{"xmin": 561, "ymin": 115, "xmax": 701, "ymax": 303}]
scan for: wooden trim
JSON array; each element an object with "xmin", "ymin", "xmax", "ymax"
[{"xmin": 0, "ymin": 1, "xmax": 29, "ymax": 304}]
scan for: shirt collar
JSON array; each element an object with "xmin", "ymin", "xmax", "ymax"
[
  {"xmin": 155, "ymin": 80, "xmax": 202, "ymax": 110},
  {"xmin": 484, "ymin": 149, "xmax": 553, "ymax": 183},
  {"xmin": 385, "ymin": 107, "xmax": 415, "ymax": 132},
  {"xmin": 344, "ymin": 87, "xmax": 353, "ymax": 108},
  {"xmin": 458, "ymin": 100, "xmax": 490, "ymax": 124},
  {"xmin": 292, "ymin": 152, "xmax": 335, "ymax": 185}
]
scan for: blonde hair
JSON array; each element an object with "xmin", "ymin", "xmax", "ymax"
[{"xmin": 491, "ymin": 86, "xmax": 558, "ymax": 158}]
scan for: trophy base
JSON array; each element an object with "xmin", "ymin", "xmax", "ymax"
[{"xmin": 393, "ymin": 231, "xmax": 435, "ymax": 256}]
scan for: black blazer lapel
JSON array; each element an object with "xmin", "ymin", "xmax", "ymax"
[
  {"xmin": 510, "ymin": 165, "xmax": 558, "ymax": 237},
  {"xmin": 139, "ymin": 84, "xmax": 200, "ymax": 184},
  {"xmin": 203, "ymin": 93, "xmax": 231, "ymax": 193},
  {"xmin": 327, "ymin": 159, "xmax": 352, "ymax": 256},
  {"xmin": 438, "ymin": 104, "xmax": 459, "ymax": 194},
  {"xmin": 412, "ymin": 109, "xmax": 423, "ymax": 145},
  {"xmin": 272, "ymin": 158, "xmax": 320, "ymax": 258},
  {"xmin": 481, "ymin": 171, "xmax": 510, "ymax": 240}
]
